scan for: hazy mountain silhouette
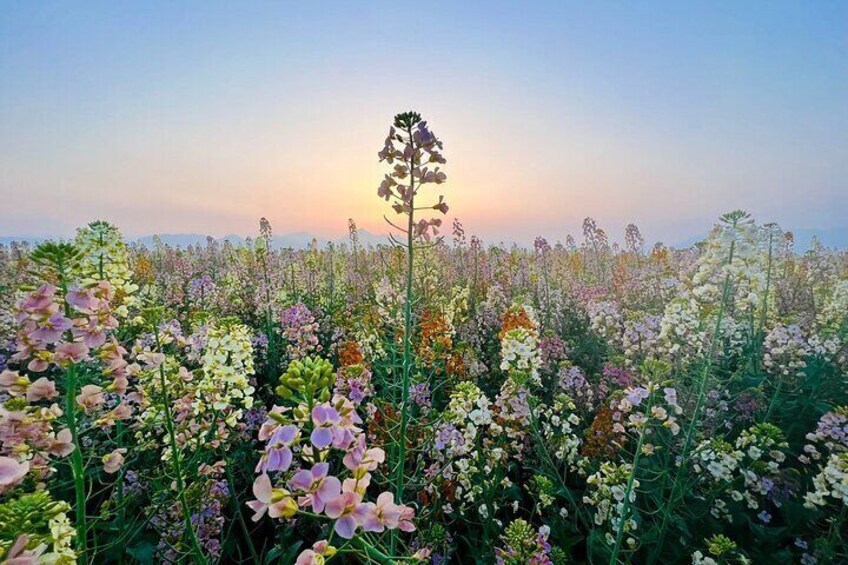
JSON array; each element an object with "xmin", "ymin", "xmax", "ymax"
[{"xmin": 2, "ymin": 228, "xmax": 846, "ymax": 250}]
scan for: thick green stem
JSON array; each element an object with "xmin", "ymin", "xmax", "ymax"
[
  {"xmin": 64, "ymin": 363, "xmax": 89, "ymax": 559},
  {"xmin": 57, "ymin": 264, "xmax": 89, "ymax": 559}
]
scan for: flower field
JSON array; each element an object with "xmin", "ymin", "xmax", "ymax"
[{"xmin": 0, "ymin": 114, "xmax": 846, "ymax": 564}]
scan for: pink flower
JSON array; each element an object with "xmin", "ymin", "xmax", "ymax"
[
  {"xmin": 54, "ymin": 341, "xmax": 90, "ymax": 366},
  {"xmin": 295, "ymin": 541, "xmax": 334, "ymax": 565},
  {"xmin": 343, "ymin": 435, "xmax": 385, "ymax": 473},
  {"xmin": 102, "ymin": 448, "xmax": 127, "ymax": 474},
  {"xmin": 0, "ymin": 370, "xmax": 28, "ymax": 397},
  {"xmin": 20, "ymin": 284, "xmax": 57, "ymax": 311},
  {"xmin": 397, "ymin": 504, "xmax": 416, "ymax": 532},
  {"xmin": 26, "ymin": 357, "xmax": 49, "ymax": 373},
  {"xmin": 72, "ymin": 318, "xmax": 107, "ymax": 349},
  {"xmin": 76, "ymin": 384, "xmax": 105, "ymax": 412},
  {"xmin": 97, "ymin": 402, "xmax": 132, "ymax": 427},
  {"xmin": 288, "ymin": 463, "xmax": 342, "ymax": 513},
  {"xmin": 3, "ymin": 534, "xmax": 46, "ymax": 565},
  {"xmin": 29, "ymin": 313, "xmax": 71, "ymax": 344},
  {"xmin": 247, "ymin": 474, "xmax": 298, "ymax": 522},
  {"xmin": 324, "ymin": 491, "xmax": 363, "ymax": 539},
  {"xmin": 26, "ymin": 377, "xmax": 57, "ymax": 401},
  {"xmin": 0, "ymin": 457, "xmax": 29, "ymax": 493},
  {"xmin": 66, "ymin": 288, "xmax": 96, "ymax": 313},
  {"xmin": 49, "ymin": 428, "xmax": 75, "ymax": 457},
  {"xmin": 358, "ymin": 492, "xmax": 412, "ymax": 533}
]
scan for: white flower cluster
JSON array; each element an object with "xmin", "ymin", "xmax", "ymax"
[
  {"xmin": 804, "ymin": 452, "xmax": 848, "ymax": 509},
  {"xmin": 693, "ymin": 423, "xmax": 788, "ymax": 520},
  {"xmin": 74, "ymin": 221, "xmax": 139, "ymax": 317},
  {"xmin": 433, "ymin": 382, "xmax": 507, "ymax": 513},
  {"xmin": 691, "ymin": 551, "xmax": 718, "ymax": 565},
  {"xmin": 587, "ymin": 300, "xmax": 622, "ymax": 343},
  {"xmin": 763, "ymin": 323, "xmax": 809, "ymax": 378},
  {"xmin": 801, "ymin": 407, "xmax": 848, "ymax": 510},
  {"xmin": 196, "ymin": 321, "xmax": 256, "ymax": 424},
  {"xmin": 500, "ymin": 328, "xmax": 541, "ymax": 381},
  {"xmin": 537, "ymin": 394, "xmax": 583, "ymax": 470},
  {"xmin": 583, "ymin": 462, "xmax": 638, "ymax": 548},
  {"xmin": 661, "ymin": 212, "xmax": 775, "ymax": 363},
  {"xmin": 499, "ymin": 304, "xmax": 541, "ymax": 385},
  {"xmin": 817, "ymin": 279, "xmax": 848, "ymax": 337},
  {"xmin": 659, "ymin": 294, "xmax": 705, "ymax": 363}
]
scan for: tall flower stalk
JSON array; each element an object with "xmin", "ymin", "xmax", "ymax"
[
  {"xmin": 376, "ymin": 111, "xmax": 448, "ymax": 512},
  {"xmin": 146, "ymin": 308, "xmax": 207, "ymax": 564},
  {"xmin": 649, "ymin": 212, "xmax": 746, "ymax": 563}
]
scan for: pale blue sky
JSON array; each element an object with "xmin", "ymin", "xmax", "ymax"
[{"xmin": 1, "ymin": 1, "xmax": 846, "ymax": 244}]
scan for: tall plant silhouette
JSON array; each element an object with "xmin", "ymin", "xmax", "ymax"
[{"xmin": 376, "ymin": 111, "xmax": 449, "ymax": 508}]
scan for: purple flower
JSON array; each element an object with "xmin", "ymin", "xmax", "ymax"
[
  {"xmin": 257, "ymin": 424, "xmax": 298, "ymax": 473},
  {"xmin": 310, "ymin": 405, "xmax": 341, "ymax": 449},
  {"xmin": 288, "ymin": 463, "xmax": 342, "ymax": 513}
]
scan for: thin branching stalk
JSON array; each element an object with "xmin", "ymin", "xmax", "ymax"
[
  {"xmin": 649, "ymin": 236, "xmax": 737, "ymax": 563},
  {"xmin": 609, "ymin": 390, "xmax": 656, "ymax": 564},
  {"xmin": 152, "ymin": 323, "xmax": 208, "ymax": 564}
]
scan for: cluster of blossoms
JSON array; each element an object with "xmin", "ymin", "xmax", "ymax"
[
  {"xmin": 0, "ymin": 369, "xmax": 71, "ymax": 486},
  {"xmin": 249, "ymin": 357, "xmax": 418, "ymax": 562},
  {"xmin": 587, "ymin": 300, "xmax": 622, "ymax": 343},
  {"xmin": 0, "ymin": 490, "xmax": 76, "ymax": 563},
  {"xmin": 609, "ymin": 382, "xmax": 682, "ymax": 440},
  {"xmin": 762, "ymin": 323, "xmax": 810, "ymax": 378},
  {"xmin": 132, "ymin": 320, "xmax": 252, "ymax": 458},
  {"xmin": 691, "ymin": 534, "xmax": 748, "ymax": 565},
  {"xmin": 536, "ymin": 393, "xmax": 583, "ymax": 471},
  {"xmin": 195, "ymin": 320, "xmax": 256, "ymax": 426},
  {"xmin": 430, "ymin": 382, "xmax": 507, "ymax": 515},
  {"xmin": 661, "ymin": 211, "xmax": 772, "ymax": 362},
  {"xmin": 693, "ymin": 423, "xmax": 789, "ymax": 520},
  {"xmin": 333, "ymin": 341, "xmax": 373, "ymax": 405},
  {"xmin": 555, "ymin": 364, "xmax": 593, "ymax": 409},
  {"xmin": 583, "ymin": 461, "xmax": 638, "ymax": 547},
  {"xmin": 280, "ymin": 303, "xmax": 322, "ymax": 360},
  {"xmin": 494, "ymin": 519, "xmax": 554, "ymax": 565},
  {"xmin": 73, "ymin": 221, "xmax": 139, "ymax": 317},
  {"xmin": 377, "ymin": 112, "xmax": 448, "ymax": 241},
  {"xmin": 152, "ymin": 465, "xmax": 229, "ymax": 562},
  {"xmin": 13, "ymin": 281, "xmax": 125, "ymax": 383},
  {"xmin": 658, "ymin": 292, "xmax": 706, "ymax": 362},
  {"xmin": 801, "ymin": 407, "xmax": 848, "ymax": 510},
  {"xmin": 620, "ymin": 314, "xmax": 661, "ymax": 367},
  {"xmin": 499, "ymin": 303, "xmax": 542, "ymax": 385}
]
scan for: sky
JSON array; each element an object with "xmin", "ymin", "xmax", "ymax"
[{"xmin": 1, "ymin": 1, "xmax": 846, "ymax": 246}]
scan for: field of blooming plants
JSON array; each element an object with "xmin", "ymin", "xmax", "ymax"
[{"xmin": 0, "ymin": 113, "xmax": 846, "ymax": 564}]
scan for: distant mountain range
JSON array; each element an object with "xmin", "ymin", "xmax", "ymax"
[
  {"xmin": 1, "ymin": 227, "xmax": 846, "ymax": 250},
  {"xmin": 0, "ymin": 230, "xmax": 390, "ymax": 250}
]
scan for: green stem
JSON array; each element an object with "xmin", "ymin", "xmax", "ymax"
[
  {"xmin": 223, "ymin": 453, "xmax": 260, "ymax": 563},
  {"xmin": 57, "ymin": 264, "xmax": 88, "ymax": 559},
  {"xmin": 65, "ymin": 363, "xmax": 89, "ymax": 559},
  {"xmin": 395, "ymin": 127, "xmax": 416, "ymax": 500},
  {"xmin": 650, "ymin": 237, "xmax": 736, "ymax": 564},
  {"xmin": 153, "ymin": 326, "xmax": 208, "ymax": 564},
  {"xmin": 393, "ymin": 124, "xmax": 417, "ymax": 552},
  {"xmin": 609, "ymin": 391, "xmax": 655, "ymax": 564}
]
